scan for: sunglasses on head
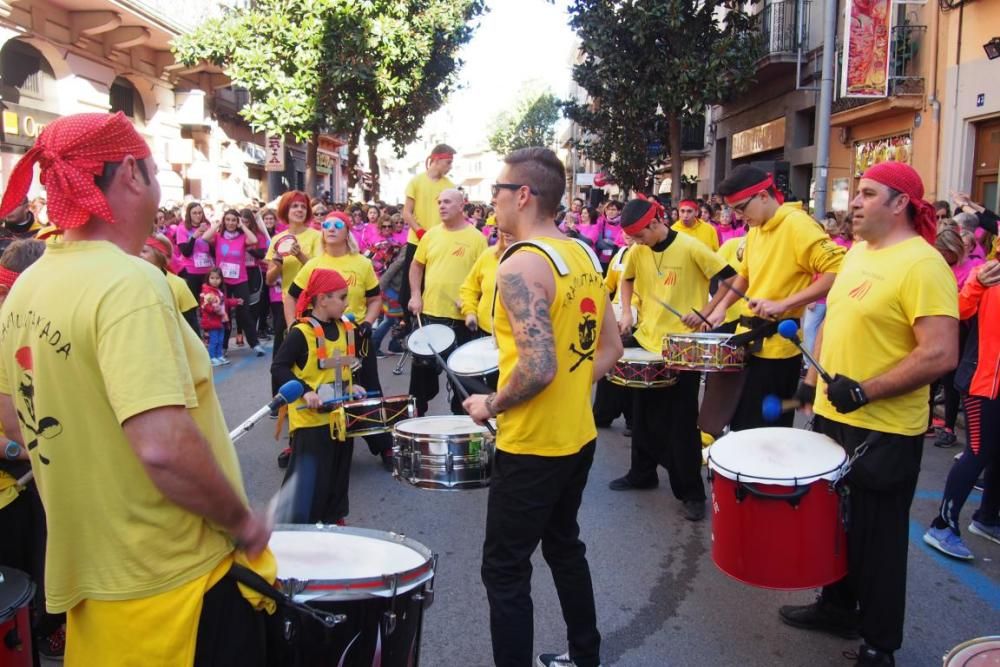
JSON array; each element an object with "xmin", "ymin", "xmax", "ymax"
[{"xmin": 321, "ymin": 220, "xmax": 345, "ymax": 231}]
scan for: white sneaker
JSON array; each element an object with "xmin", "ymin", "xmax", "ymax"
[
  {"xmin": 218, "ymin": 356, "xmax": 232, "ymax": 366},
  {"xmin": 210, "ymin": 357, "xmax": 222, "ymax": 367}
]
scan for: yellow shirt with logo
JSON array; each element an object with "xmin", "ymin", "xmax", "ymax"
[
  {"xmin": 494, "ymin": 239, "xmax": 605, "ymax": 456},
  {"xmin": 0, "ymin": 241, "xmax": 243, "ymax": 613},
  {"xmin": 459, "ymin": 247, "xmax": 501, "ymax": 334},
  {"xmin": 415, "ymin": 223, "xmax": 488, "ymax": 320},
  {"xmin": 166, "ymin": 271, "xmax": 198, "ymax": 313},
  {"xmin": 624, "ymin": 232, "xmax": 726, "ymax": 353},
  {"xmin": 814, "ymin": 238, "xmax": 958, "ymax": 435},
  {"xmin": 672, "ymin": 219, "xmax": 719, "ymax": 252},
  {"xmin": 292, "ymin": 253, "xmax": 379, "ymax": 322},
  {"xmin": 404, "ymin": 172, "xmax": 456, "ymax": 245},
  {"xmin": 736, "ymin": 203, "xmax": 845, "ymax": 359},
  {"xmin": 265, "ymin": 227, "xmax": 324, "ymax": 295},
  {"xmin": 287, "ymin": 319, "xmax": 353, "ymax": 432},
  {"xmin": 717, "ymin": 237, "xmax": 746, "ymax": 325}
]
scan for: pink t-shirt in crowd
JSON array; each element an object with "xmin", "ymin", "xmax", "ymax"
[
  {"xmin": 215, "ymin": 231, "xmax": 249, "ymax": 285},
  {"xmin": 716, "ymin": 223, "xmax": 747, "ymax": 246},
  {"xmin": 580, "ymin": 216, "xmax": 625, "ymax": 264},
  {"xmin": 172, "ymin": 224, "xmax": 215, "ymax": 275},
  {"xmin": 953, "ymin": 256, "xmax": 984, "ymax": 289}
]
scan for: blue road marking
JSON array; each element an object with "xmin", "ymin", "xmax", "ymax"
[
  {"xmin": 211, "ymin": 342, "xmax": 272, "ymax": 383},
  {"xmin": 914, "ymin": 489, "xmax": 982, "ymax": 504},
  {"xmin": 909, "ymin": 520, "xmax": 1000, "ymax": 612}
]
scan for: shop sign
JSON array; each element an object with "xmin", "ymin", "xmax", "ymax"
[
  {"xmin": 853, "ymin": 134, "xmax": 911, "ymax": 177},
  {"xmin": 731, "ymin": 118, "xmax": 786, "ymax": 160},
  {"xmin": 1, "ymin": 104, "xmax": 61, "ymax": 149},
  {"xmin": 316, "ymin": 151, "xmax": 335, "ymax": 175},
  {"xmin": 265, "ymin": 134, "xmax": 285, "ymax": 172},
  {"xmin": 841, "ymin": 0, "xmax": 892, "ymax": 98}
]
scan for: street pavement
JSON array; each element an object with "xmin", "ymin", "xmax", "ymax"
[{"xmin": 211, "ymin": 342, "xmax": 1000, "ymax": 667}]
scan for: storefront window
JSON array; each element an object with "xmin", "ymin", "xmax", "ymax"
[{"xmin": 853, "ymin": 134, "xmax": 911, "ymax": 178}]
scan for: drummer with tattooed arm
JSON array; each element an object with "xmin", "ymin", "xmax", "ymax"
[
  {"xmin": 464, "ymin": 148, "xmax": 621, "ymax": 667},
  {"xmin": 780, "ymin": 162, "xmax": 958, "ymax": 667}
]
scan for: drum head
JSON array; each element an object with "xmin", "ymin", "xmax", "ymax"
[
  {"xmin": 270, "ymin": 527, "xmax": 433, "ymax": 600},
  {"xmin": 407, "ymin": 324, "xmax": 456, "ymax": 357},
  {"xmin": 944, "ymin": 637, "xmax": 1000, "ymax": 666},
  {"xmin": 448, "ymin": 338, "xmax": 499, "ymax": 376},
  {"xmin": 274, "ymin": 235, "xmax": 297, "ymax": 257},
  {"xmin": 395, "ymin": 415, "xmax": 492, "ymax": 436},
  {"xmin": 621, "ymin": 347, "xmax": 662, "ymax": 362},
  {"xmin": 0, "ymin": 566, "xmax": 34, "ymax": 622},
  {"xmin": 708, "ymin": 428, "xmax": 846, "ymax": 486}
]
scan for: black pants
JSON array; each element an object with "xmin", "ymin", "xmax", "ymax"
[
  {"xmin": 180, "ymin": 269, "xmax": 206, "ymax": 301},
  {"xmin": 225, "ymin": 281, "xmax": 260, "ymax": 349},
  {"xmin": 814, "ymin": 415, "xmax": 922, "ymax": 654},
  {"xmin": 592, "ymin": 378, "xmax": 633, "ymax": 428},
  {"xmin": 482, "ymin": 441, "xmax": 601, "ymax": 667},
  {"xmin": 194, "ymin": 569, "xmax": 266, "ymax": 667},
  {"xmin": 285, "ymin": 425, "xmax": 353, "ymax": 524},
  {"xmin": 270, "ymin": 302, "xmax": 287, "ymax": 396},
  {"xmin": 357, "ymin": 327, "xmax": 393, "ymax": 456},
  {"xmin": 398, "ymin": 243, "xmax": 418, "ymax": 324},
  {"xmin": 731, "ymin": 354, "xmax": 802, "ymax": 431},
  {"xmin": 408, "ymin": 315, "xmax": 473, "ymax": 415},
  {"xmin": 625, "ymin": 372, "xmax": 704, "ymax": 501},
  {"xmin": 934, "ymin": 394, "xmax": 1000, "ymax": 533}
]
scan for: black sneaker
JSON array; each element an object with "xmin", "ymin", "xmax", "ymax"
[
  {"xmin": 608, "ymin": 475, "xmax": 658, "ymax": 491},
  {"xmin": 779, "ymin": 597, "xmax": 860, "ymax": 639},
  {"xmin": 844, "ymin": 644, "xmax": 894, "ymax": 666},
  {"xmin": 536, "ymin": 653, "xmax": 602, "ymax": 667},
  {"xmin": 277, "ymin": 447, "xmax": 292, "ymax": 469},
  {"xmin": 682, "ymin": 499, "xmax": 706, "ymax": 522},
  {"xmin": 622, "ymin": 428, "xmax": 632, "ymax": 437},
  {"xmin": 933, "ymin": 427, "xmax": 958, "ymax": 448}
]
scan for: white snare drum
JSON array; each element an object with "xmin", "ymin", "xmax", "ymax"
[
  {"xmin": 406, "ymin": 324, "xmax": 456, "ymax": 367},
  {"xmin": 663, "ymin": 332, "xmax": 746, "ymax": 372},
  {"xmin": 268, "ymin": 525, "xmax": 435, "ymax": 666},
  {"xmin": 343, "ymin": 394, "xmax": 416, "ymax": 437},
  {"xmin": 447, "ymin": 337, "xmax": 498, "ymax": 377},
  {"xmin": 393, "ymin": 416, "xmax": 495, "ymax": 489},
  {"xmin": 943, "ymin": 636, "xmax": 1000, "ymax": 666},
  {"xmin": 608, "ymin": 347, "xmax": 677, "ymax": 388}
]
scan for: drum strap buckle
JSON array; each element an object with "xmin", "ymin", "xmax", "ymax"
[
  {"xmin": 383, "ymin": 573, "xmax": 399, "ymax": 636},
  {"xmin": 228, "ymin": 566, "xmax": 346, "ymax": 630}
]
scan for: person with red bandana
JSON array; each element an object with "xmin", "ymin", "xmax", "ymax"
[
  {"xmin": 0, "ymin": 112, "xmax": 272, "ymax": 665},
  {"xmin": 672, "ymin": 199, "xmax": 719, "ymax": 251},
  {"xmin": 706, "ymin": 166, "xmax": 846, "ymax": 432},
  {"xmin": 780, "ymin": 162, "xmax": 958, "ymax": 667}
]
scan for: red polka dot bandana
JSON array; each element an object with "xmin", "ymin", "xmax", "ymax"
[{"xmin": 0, "ymin": 112, "xmax": 152, "ymax": 230}]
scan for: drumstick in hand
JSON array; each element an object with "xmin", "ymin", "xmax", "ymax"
[
  {"xmin": 426, "ymin": 338, "xmax": 497, "ymax": 436},
  {"xmin": 777, "ymin": 319, "xmax": 833, "ymax": 383}
]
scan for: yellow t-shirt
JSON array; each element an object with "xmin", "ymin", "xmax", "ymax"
[
  {"xmin": 0, "ymin": 241, "xmax": 243, "ymax": 613},
  {"xmin": 287, "ymin": 319, "xmax": 353, "ymax": 432},
  {"xmin": 404, "ymin": 172, "xmax": 456, "ymax": 245},
  {"xmin": 494, "ymin": 239, "xmax": 605, "ymax": 456},
  {"xmin": 672, "ymin": 219, "xmax": 719, "ymax": 251},
  {"xmin": 814, "ymin": 238, "xmax": 958, "ymax": 435},
  {"xmin": 166, "ymin": 271, "xmax": 198, "ymax": 313},
  {"xmin": 265, "ymin": 227, "xmax": 324, "ymax": 295},
  {"xmin": 624, "ymin": 232, "xmax": 726, "ymax": 353},
  {"xmin": 292, "ymin": 253, "xmax": 379, "ymax": 322},
  {"xmin": 459, "ymin": 247, "xmax": 501, "ymax": 334},
  {"xmin": 414, "ymin": 224, "xmax": 488, "ymax": 320},
  {"xmin": 736, "ymin": 203, "xmax": 846, "ymax": 359},
  {"xmin": 717, "ymin": 237, "xmax": 746, "ymax": 325}
]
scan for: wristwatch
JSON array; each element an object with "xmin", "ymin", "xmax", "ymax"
[{"xmin": 4, "ymin": 440, "xmax": 22, "ymax": 460}]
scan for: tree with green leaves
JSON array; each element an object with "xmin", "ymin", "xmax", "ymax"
[
  {"xmin": 173, "ymin": 0, "xmax": 483, "ymax": 198},
  {"xmin": 564, "ymin": 0, "xmax": 758, "ymax": 198},
  {"xmin": 488, "ymin": 90, "xmax": 562, "ymax": 157}
]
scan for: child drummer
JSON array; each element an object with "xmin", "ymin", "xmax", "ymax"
[
  {"xmin": 609, "ymin": 197, "xmax": 737, "ymax": 522},
  {"xmin": 271, "ymin": 269, "xmax": 366, "ymax": 525}
]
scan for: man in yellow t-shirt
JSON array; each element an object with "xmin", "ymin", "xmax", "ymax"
[
  {"xmin": 407, "ymin": 188, "xmax": 486, "ymax": 414},
  {"xmin": 398, "ymin": 144, "xmax": 456, "ymax": 325},
  {"xmin": 608, "ymin": 198, "xmax": 736, "ymax": 522},
  {"xmin": 463, "ymin": 147, "xmax": 621, "ymax": 667},
  {"xmin": 710, "ymin": 166, "xmax": 845, "ymax": 431},
  {"xmin": 778, "ymin": 163, "xmax": 957, "ymax": 666},
  {"xmin": 671, "ymin": 199, "xmax": 719, "ymax": 251},
  {"xmin": 0, "ymin": 113, "xmax": 271, "ymax": 666}
]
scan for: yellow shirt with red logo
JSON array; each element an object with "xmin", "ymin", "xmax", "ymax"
[
  {"xmin": 736, "ymin": 203, "xmax": 845, "ymax": 359},
  {"xmin": 623, "ymin": 232, "xmax": 726, "ymax": 353},
  {"xmin": 404, "ymin": 172, "xmax": 456, "ymax": 245},
  {"xmin": 672, "ymin": 218, "xmax": 719, "ymax": 251},
  {"xmin": 414, "ymin": 223, "xmax": 488, "ymax": 320},
  {"xmin": 459, "ymin": 247, "xmax": 501, "ymax": 334},
  {"xmin": 292, "ymin": 252, "xmax": 379, "ymax": 322},
  {"xmin": 814, "ymin": 237, "xmax": 958, "ymax": 435},
  {"xmin": 494, "ymin": 239, "xmax": 605, "ymax": 456}
]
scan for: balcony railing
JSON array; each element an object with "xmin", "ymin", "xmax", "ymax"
[
  {"xmin": 888, "ymin": 23, "xmax": 926, "ymax": 96},
  {"xmin": 681, "ymin": 115, "xmax": 706, "ymax": 152},
  {"xmin": 755, "ymin": 0, "xmax": 811, "ymax": 59}
]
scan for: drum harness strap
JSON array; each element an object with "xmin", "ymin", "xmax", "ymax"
[{"xmin": 227, "ymin": 563, "xmax": 346, "ymax": 632}]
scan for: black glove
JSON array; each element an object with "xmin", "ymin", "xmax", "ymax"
[
  {"xmin": 356, "ymin": 321, "xmax": 373, "ymax": 339},
  {"xmin": 794, "ymin": 382, "xmax": 816, "ymax": 407},
  {"xmin": 827, "ymin": 374, "xmax": 869, "ymax": 413}
]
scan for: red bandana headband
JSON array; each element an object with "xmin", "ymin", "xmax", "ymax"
[
  {"xmin": 679, "ymin": 199, "xmax": 698, "ymax": 211},
  {"xmin": 0, "ymin": 112, "xmax": 152, "ymax": 230},
  {"xmin": 0, "ymin": 266, "xmax": 20, "ymax": 290},
  {"xmin": 430, "ymin": 152, "xmax": 454, "ymax": 161},
  {"xmin": 145, "ymin": 236, "xmax": 171, "ymax": 258},
  {"xmin": 861, "ymin": 161, "xmax": 936, "ymax": 244},
  {"xmin": 723, "ymin": 174, "xmax": 784, "ymax": 207},
  {"xmin": 622, "ymin": 195, "xmax": 665, "ymax": 235},
  {"xmin": 295, "ymin": 268, "xmax": 349, "ymax": 318}
]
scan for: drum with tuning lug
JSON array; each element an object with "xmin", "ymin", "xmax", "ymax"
[
  {"xmin": 392, "ymin": 416, "xmax": 495, "ymax": 490},
  {"xmin": 607, "ymin": 347, "xmax": 677, "ymax": 388},
  {"xmin": 663, "ymin": 332, "xmax": 746, "ymax": 373}
]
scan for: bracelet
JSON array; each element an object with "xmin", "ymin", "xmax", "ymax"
[
  {"xmin": 485, "ymin": 393, "xmax": 498, "ymax": 417},
  {"xmin": 4, "ymin": 440, "xmax": 22, "ymax": 460}
]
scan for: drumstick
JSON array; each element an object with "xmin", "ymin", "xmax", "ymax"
[
  {"xmin": 777, "ymin": 319, "xmax": 834, "ymax": 383},
  {"xmin": 651, "ymin": 297, "xmax": 687, "ymax": 321},
  {"xmin": 425, "ymin": 338, "xmax": 497, "ymax": 436},
  {"xmin": 690, "ymin": 308, "xmax": 713, "ymax": 328},
  {"xmin": 716, "ymin": 278, "xmax": 752, "ymax": 304}
]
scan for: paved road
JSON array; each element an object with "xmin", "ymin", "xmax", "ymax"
[{"xmin": 214, "ymin": 343, "xmax": 999, "ymax": 667}]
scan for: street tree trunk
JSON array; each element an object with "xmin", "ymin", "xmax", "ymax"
[
  {"xmin": 668, "ymin": 113, "xmax": 683, "ymax": 202},
  {"xmin": 366, "ymin": 130, "xmax": 381, "ymax": 201},
  {"xmin": 346, "ymin": 123, "xmax": 362, "ymax": 192},
  {"xmin": 304, "ymin": 125, "xmax": 319, "ymax": 196}
]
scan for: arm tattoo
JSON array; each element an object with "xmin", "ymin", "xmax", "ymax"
[{"xmin": 493, "ymin": 271, "xmax": 557, "ymax": 412}]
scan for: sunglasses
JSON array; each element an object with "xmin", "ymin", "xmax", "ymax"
[
  {"xmin": 731, "ymin": 195, "xmax": 755, "ymax": 213},
  {"xmin": 321, "ymin": 220, "xmax": 345, "ymax": 231},
  {"xmin": 492, "ymin": 183, "xmax": 539, "ymax": 198}
]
